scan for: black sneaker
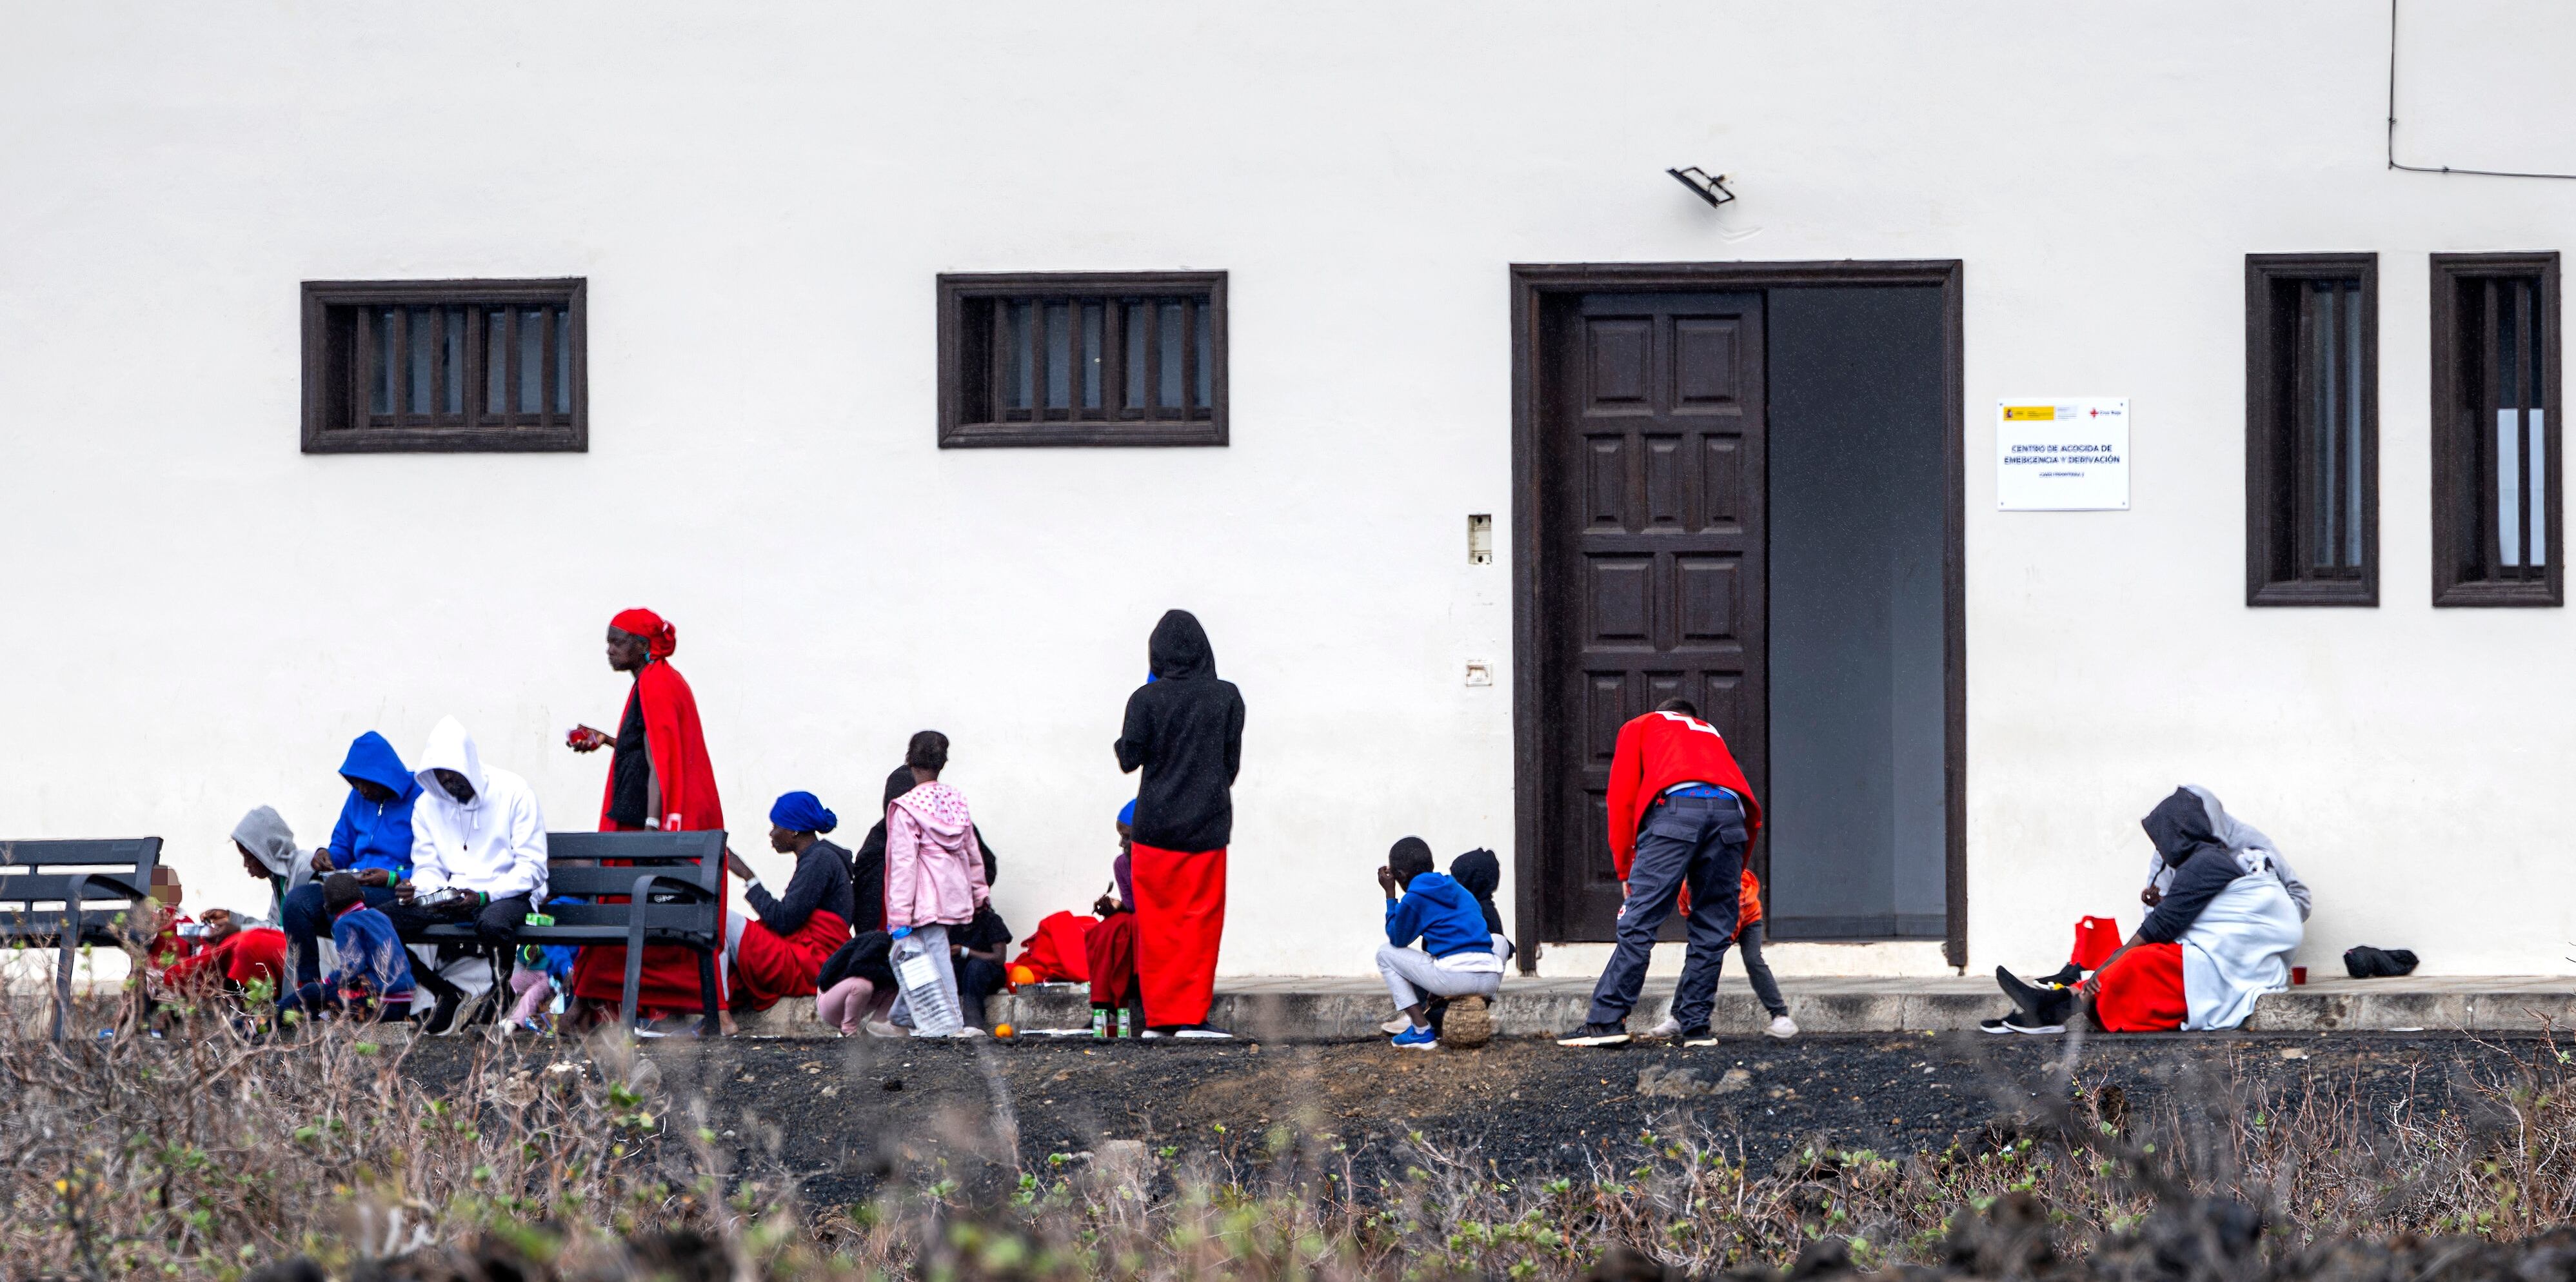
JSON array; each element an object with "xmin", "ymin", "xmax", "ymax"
[
  {"xmin": 421, "ymin": 990, "xmax": 462, "ymax": 1036},
  {"xmin": 1557, "ymin": 1021, "xmax": 1630, "ymax": 1047},
  {"xmin": 2038, "ymin": 962, "xmax": 2083, "ymax": 987},
  {"xmin": 1994, "ymin": 966, "xmax": 2076, "ymax": 1029},
  {"xmin": 1679, "ymin": 1027, "xmax": 1718, "ymax": 1047},
  {"xmin": 1980, "ymin": 1011, "xmax": 2065, "ymax": 1035}
]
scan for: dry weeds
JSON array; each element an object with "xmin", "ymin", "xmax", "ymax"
[{"xmin": 7, "ymin": 980, "xmax": 2576, "ymax": 1281}]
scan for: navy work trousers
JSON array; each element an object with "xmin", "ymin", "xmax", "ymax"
[{"xmin": 1584, "ymin": 792, "xmax": 1750, "ymax": 1030}]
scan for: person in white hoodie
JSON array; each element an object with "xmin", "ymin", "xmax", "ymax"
[{"xmin": 386, "ymin": 717, "xmax": 549, "ymax": 962}]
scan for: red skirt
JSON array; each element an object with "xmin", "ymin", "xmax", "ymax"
[
  {"xmin": 1132, "ymin": 843, "xmax": 1225, "ymax": 1027},
  {"xmin": 570, "ymin": 821, "xmax": 734, "ymax": 1015},
  {"xmin": 728, "ymin": 910, "xmax": 849, "ymax": 1013},
  {"xmin": 1087, "ymin": 911, "xmax": 1138, "ymax": 1007},
  {"xmin": 2092, "ymin": 942, "xmax": 2186, "ymax": 1032}
]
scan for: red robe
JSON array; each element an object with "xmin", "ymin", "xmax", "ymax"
[{"xmin": 569, "ymin": 659, "xmax": 728, "ymax": 1013}]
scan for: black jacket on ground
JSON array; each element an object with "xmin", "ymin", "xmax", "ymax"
[{"xmin": 1114, "ymin": 610, "xmax": 1247, "ymax": 853}]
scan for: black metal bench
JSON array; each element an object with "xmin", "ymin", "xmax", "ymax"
[
  {"xmin": 0, "ymin": 838, "xmax": 164, "ymax": 1040},
  {"xmin": 408, "ymin": 829, "xmax": 726, "ymax": 1034}
]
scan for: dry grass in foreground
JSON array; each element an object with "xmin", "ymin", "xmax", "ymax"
[{"xmin": 6, "ymin": 989, "xmax": 2576, "ymax": 1281}]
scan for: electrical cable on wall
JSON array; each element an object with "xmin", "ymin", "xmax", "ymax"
[{"xmin": 2388, "ymin": 0, "xmax": 2576, "ymax": 180}]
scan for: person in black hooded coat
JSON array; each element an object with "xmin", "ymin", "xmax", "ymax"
[{"xmin": 1113, "ymin": 609, "xmax": 1245, "ymax": 1035}]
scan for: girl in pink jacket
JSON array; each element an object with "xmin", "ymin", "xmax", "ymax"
[{"xmin": 884, "ymin": 730, "xmax": 989, "ymax": 1034}]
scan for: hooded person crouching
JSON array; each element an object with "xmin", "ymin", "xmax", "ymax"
[{"xmin": 1374, "ymin": 838, "xmax": 1503, "ymax": 1050}]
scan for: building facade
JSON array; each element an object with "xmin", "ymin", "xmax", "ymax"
[{"xmin": 5, "ymin": 3, "xmax": 2571, "ymax": 980}]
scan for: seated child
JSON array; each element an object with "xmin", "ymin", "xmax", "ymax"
[
  {"xmin": 1445, "ymin": 848, "xmax": 1514, "ymax": 967},
  {"xmin": 953, "ymin": 899, "xmax": 1014, "ymax": 1029},
  {"xmin": 160, "ymin": 909, "xmax": 290, "ymax": 1002},
  {"xmin": 1085, "ymin": 801, "xmax": 1143, "ymax": 1034},
  {"xmin": 508, "ymin": 943, "xmax": 579, "ymax": 1032},
  {"xmin": 279, "ymin": 873, "xmax": 417, "ymax": 1023},
  {"xmin": 1374, "ymin": 836, "xmax": 1502, "ymax": 1050}
]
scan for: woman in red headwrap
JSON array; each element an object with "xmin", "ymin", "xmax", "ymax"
[{"xmin": 567, "ymin": 608, "xmax": 729, "ymax": 1023}]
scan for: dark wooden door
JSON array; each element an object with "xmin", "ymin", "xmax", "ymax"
[{"xmin": 1537, "ymin": 291, "xmax": 1767, "ymax": 941}]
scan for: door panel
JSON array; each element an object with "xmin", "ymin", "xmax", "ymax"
[{"xmin": 1539, "ymin": 291, "xmax": 1768, "ymax": 941}]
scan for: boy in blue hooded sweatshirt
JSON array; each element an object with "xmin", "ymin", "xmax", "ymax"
[
  {"xmin": 1374, "ymin": 836, "xmax": 1502, "ymax": 1050},
  {"xmin": 279, "ymin": 873, "xmax": 416, "ymax": 1023},
  {"xmin": 280, "ymin": 731, "xmax": 421, "ymax": 991}
]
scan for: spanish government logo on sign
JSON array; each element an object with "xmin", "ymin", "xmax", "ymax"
[{"xmin": 1996, "ymin": 398, "xmax": 2129, "ymax": 511}]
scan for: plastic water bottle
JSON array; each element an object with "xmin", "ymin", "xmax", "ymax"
[{"xmin": 891, "ymin": 933, "xmax": 961, "ymax": 1036}]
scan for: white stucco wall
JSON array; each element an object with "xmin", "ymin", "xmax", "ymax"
[{"xmin": 3, "ymin": 3, "xmax": 2572, "ymax": 981}]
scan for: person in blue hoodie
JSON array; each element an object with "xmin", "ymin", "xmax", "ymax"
[
  {"xmin": 1374, "ymin": 836, "xmax": 1503, "ymax": 1050},
  {"xmin": 279, "ymin": 731, "xmax": 421, "ymax": 991}
]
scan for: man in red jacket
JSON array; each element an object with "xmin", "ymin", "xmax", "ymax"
[{"xmin": 1559, "ymin": 698, "xmax": 1763, "ymax": 1048}]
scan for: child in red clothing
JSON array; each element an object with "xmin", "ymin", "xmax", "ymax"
[{"xmin": 1643, "ymin": 867, "xmax": 1797, "ymax": 1040}]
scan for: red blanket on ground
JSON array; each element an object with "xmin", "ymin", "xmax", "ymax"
[
  {"xmin": 729, "ymin": 909, "xmax": 848, "ymax": 1012},
  {"xmin": 1010, "ymin": 911, "xmax": 1098, "ymax": 983},
  {"xmin": 570, "ymin": 658, "xmax": 729, "ymax": 1014},
  {"xmin": 2093, "ymin": 942, "xmax": 2185, "ymax": 1032}
]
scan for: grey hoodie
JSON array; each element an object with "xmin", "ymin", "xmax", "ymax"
[
  {"xmin": 2145, "ymin": 785, "xmax": 2312, "ymax": 921},
  {"xmin": 232, "ymin": 805, "xmax": 313, "ymax": 919}
]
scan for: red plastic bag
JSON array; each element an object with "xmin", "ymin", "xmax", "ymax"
[{"xmin": 2072, "ymin": 915, "xmax": 2123, "ymax": 971}]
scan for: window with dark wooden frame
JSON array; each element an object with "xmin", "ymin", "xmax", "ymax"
[
  {"xmin": 2432, "ymin": 253, "xmax": 2561, "ymax": 606},
  {"xmin": 937, "ymin": 271, "xmax": 1226, "ymax": 448},
  {"xmin": 2245, "ymin": 254, "xmax": 2378, "ymax": 606},
  {"xmin": 302, "ymin": 279, "xmax": 586, "ymax": 453}
]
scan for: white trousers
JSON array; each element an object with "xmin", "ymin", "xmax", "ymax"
[{"xmin": 1376, "ymin": 942, "xmax": 1501, "ymax": 1012}]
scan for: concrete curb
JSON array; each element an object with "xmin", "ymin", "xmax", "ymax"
[{"xmin": 730, "ymin": 975, "xmax": 2576, "ymax": 1040}]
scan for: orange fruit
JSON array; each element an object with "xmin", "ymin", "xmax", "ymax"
[{"xmin": 993, "ymin": 1022, "xmax": 1015, "ymax": 1038}]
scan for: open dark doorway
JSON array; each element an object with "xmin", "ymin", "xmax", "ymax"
[{"xmin": 1510, "ymin": 262, "xmax": 1966, "ymax": 969}]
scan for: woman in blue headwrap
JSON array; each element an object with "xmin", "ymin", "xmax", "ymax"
[{"xmin": 722, "ymin": 791, "xmax": 857, "ymax": 1013}]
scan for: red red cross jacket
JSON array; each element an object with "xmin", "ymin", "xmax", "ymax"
[{"xmin": 1603, "ymin": 710, "xmax": 1763, "ymax": 880}]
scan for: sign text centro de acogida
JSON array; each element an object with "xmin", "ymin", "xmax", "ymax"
[{"xmin": 1996, "ymin": 398, "xmax": 2128, "ymax": 511}]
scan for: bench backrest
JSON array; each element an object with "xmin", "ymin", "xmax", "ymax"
[
  {"xmin": 0, "ymin": 838, "xmax": 164, "ymax": 940},
  {"xmin": 537, "ymin": 830, "xmax": 727, "ymax": 940}
]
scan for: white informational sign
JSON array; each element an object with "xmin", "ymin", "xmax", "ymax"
[{"xmin": 1996, "ymin": 398, "xmax": 2129, "ymax": 511}]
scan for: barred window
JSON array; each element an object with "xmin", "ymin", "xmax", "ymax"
[
  {"xmin": 302, "ymin": 279, "xmax": 585, "ymax": 453},
  {"xmin": 938, "ymin": 271, "xmax": 1227, "ymax": 447},
  {"xmin": 2245, "ymin": 255, "xmax": 2377, "ymax": 606},
  {"xmin": 2433, "ymin": 253, "xmax": 2561, "ymax": 606}
]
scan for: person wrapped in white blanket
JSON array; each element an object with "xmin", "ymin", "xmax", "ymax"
[{"xmin": 1997, "ymin": 787, "xmax": 2303, "ymax": 1032}]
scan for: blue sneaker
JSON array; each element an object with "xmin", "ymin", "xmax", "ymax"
[{"xmin": 1390, "ymin": 1023, "xmax": 1439, "ymax": 1050}]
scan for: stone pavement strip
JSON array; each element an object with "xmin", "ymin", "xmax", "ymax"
[{"xmin": 733, "ymin": 973, "xmax": 2576, "ymax": 1040}]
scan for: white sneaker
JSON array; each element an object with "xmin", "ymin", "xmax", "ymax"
[
  {"xmin": 1380, "ymin": 1016, "xmax": 1412, "ymax": 1036},
  {"xmin": 944, "ymin": 1026, "xmax": 988, "ymax": 1039},
  {"xmin": 1765, "ymin": 1014, "xmax": 1799, "ymax": 1039},
  {"xmin": 1644, "ymin": 1015, "xmax": 1682, "ymax": 1040},
  {"xmin": 862, "ymin": 1020, "xmax": 907, "ymax": 1039}
]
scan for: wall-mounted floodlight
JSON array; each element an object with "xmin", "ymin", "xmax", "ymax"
[{"xmin": 1667, "ymin": 166, "xmax": 1735, "ymax": 209}]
